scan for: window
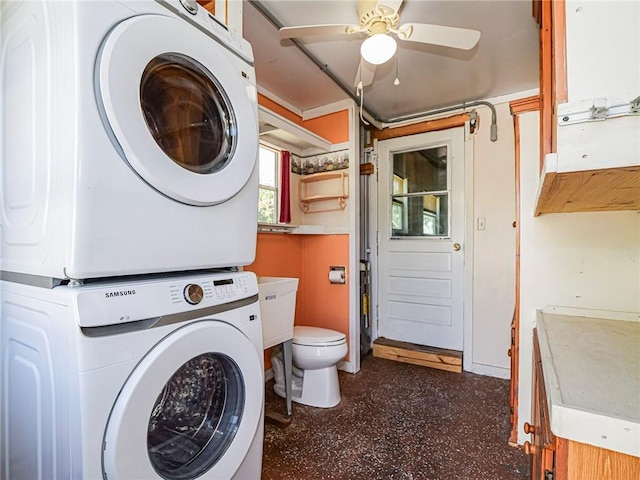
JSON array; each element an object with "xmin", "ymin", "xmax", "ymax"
[
  {"xmin": 258, "ymin": 145, "xmax": 279, "ymax": 223},
  {"xmin": 390, "ymin": 146, "xmax": 449, "ymax": 237}
]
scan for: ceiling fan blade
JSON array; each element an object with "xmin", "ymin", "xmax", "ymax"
[
  {"xmin": 398, "ymin": 23, "xmax": 481, "ymax": 50},
  {"xmin": 279, "ymin": 24, "xmax": 359, "ymax": 39},
  {"xmin": 354, "ymin": 59, "xmax": 377, "ymax": 88}
]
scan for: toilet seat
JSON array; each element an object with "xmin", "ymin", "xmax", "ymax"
[{"xmin": 293, "ymin": 326, "xmax": 346, "ymax": 347}]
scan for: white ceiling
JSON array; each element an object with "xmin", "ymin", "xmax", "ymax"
[{"xmin": 243, "ymin": 0, "xmax": 540, "ymax": 122}]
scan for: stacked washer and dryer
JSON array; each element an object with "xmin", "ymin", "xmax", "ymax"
[{"xmin": 1, "ymin": 1, "xmax": 264, "ymax": 479}]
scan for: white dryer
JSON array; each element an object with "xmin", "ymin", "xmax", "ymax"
[
  {"xmin": 0, "ymin": 271, "xmax": 264, "ymax": 479},
  {"xmin": 0, "ymin": 0, "xmax": 259, "ymax": 280}
]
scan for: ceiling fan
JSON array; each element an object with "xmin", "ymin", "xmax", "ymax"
[{"xmin": 279, "ymin": 0, "xmax": 481, "ymax": 88}]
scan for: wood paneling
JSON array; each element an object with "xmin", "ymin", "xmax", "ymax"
[{"xmin": 535, "ymin": 166, "xmax": 640, "ymax": 215}]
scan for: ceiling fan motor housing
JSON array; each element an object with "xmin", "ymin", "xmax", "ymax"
[{"xmin": 358, "ymin": 0, "xmax": 400, "ymax": 34}]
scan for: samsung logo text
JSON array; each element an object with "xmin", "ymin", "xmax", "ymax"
[{"xmin": 105, "ymin": 289, "xmax": 136, "ymax": 299}]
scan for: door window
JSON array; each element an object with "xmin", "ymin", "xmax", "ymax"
[
  {"xmin": 147, "ymin": 353, "xmax": 244, "ymax": 480},
  {"xmin": 140, "ymin": 53, "xmax": 237, "ymax": 175},
  {"xmin": 390, "ymin": 146, "xmax": 449, "ymax": 237}
]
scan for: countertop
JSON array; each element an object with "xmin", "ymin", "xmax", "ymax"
[{"xmin": 536, "ymin": 306, "xmax": 640, "ymax": 458}]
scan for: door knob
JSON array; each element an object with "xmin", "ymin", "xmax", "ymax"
[{"xmin": 453, "ymin": 243, "xmax": 461, "ymax": 251}]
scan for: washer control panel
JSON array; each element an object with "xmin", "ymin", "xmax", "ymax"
[
  {"xmin": 167, "ymin": 273, "xmax": 253, "ymax": 307},
  {"xmin": 74, "ymin": 271, "xmax": 258, "ymax": 328}
]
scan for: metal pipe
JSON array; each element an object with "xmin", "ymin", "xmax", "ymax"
[
  {"xmin": 248, "ymin": 1, "xmax": 498, "ymax": 141},
  {"xmin": 248, "ymin": 1, "xmax": 367, "ymax": 111},
  {"xmin": 381, "ymin": 100, "xmax": 498, "ymax": 141}
]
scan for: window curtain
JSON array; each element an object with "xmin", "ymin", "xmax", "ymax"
[{"xmin": 279, "ymin": 150, "xmax": 291, "ymax": 223}]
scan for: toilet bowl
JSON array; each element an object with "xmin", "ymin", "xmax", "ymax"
[{"xmin": 272, "ymin": 326, "xmax": 347, "ymax": 408}]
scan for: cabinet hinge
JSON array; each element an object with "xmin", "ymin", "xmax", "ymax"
[{"xmin": 544, "ymin": 469, "xmax": 554, "ymax": 480}]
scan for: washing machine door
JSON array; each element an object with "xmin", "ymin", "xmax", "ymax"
[
  {"xmin": 102, "ymin": 320, "xmax": 263, "ymax": 479},
  {"xmin": 96, "ymin": 14, "xmax": 258, "ymax": 206}
]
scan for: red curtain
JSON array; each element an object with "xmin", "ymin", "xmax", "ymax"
[{"xmin": 279, "ymin": 150, "xmax": 291, "ymax": 223}]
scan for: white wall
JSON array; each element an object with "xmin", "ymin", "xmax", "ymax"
[
  {"xmin": 516, "ymin": 110, "xmax": 640, "ymax": 445},
  {"xmin": 565, "ymin": 0, "xmax": 639, "ymax": 101},
  {"xmin": 470, "ymin": 102, "xmax": 517, "ymax": 378}
]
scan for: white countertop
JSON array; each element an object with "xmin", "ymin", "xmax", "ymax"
[{"xmin": 536, "ymin": 306, "xmax": 640, "ymax": 458}]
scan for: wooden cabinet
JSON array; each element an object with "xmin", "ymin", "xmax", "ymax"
[
  {"xmin": 527, "ymin": 330, "xmax": 557, "ymax": 480},
  {"xmin": 528, "ymin": 329, "xmax": 640, "ymax": 480},
  {"xmin": 533, "ymin": 0, "xmax": 640, "ymax": 216},
  {"xmin": 299, "ymin": 171, "xmax": 349, "ymax": 213}
]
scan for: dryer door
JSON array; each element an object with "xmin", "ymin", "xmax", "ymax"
[
  {"xmin": 96, "ymin": 14, "xmax": 258, "ymax": 206},
  {"xmin": 102, "ymin": 320, "xmax": 262, "ymax": 479}
]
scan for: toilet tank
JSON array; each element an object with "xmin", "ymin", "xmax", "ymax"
[{"xmin": 257, "ymin": 277, "xmax": 299, "ymax": 349}]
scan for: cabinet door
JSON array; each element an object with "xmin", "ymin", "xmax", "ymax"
[{"xmin": 529, "ymin": 330, "xmax": 556, "ymax": 480}]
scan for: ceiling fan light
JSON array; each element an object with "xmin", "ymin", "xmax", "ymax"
[{"xmin": 360, "ymin": 33, "xmax": 397, "ymax": 65}]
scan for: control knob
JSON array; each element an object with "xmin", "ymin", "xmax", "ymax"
[
  {"xmin": 184, "ymin": 283, "xmax": 204, "ymax": 305},
  {"xmin": 179, "ymin": 0, "xmax": 198, "ymax": 15}
]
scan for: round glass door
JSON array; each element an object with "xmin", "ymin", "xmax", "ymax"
[
  {"xmin": 96, "ymin": 15, "xmax": 258, "ymax": 206},
  {"xmin": 147, "ymin": 353, "xmax": 244, "ymax": 480},
  {"xmin": 140, "ymin": 54, "xmax": 237, "ymax": 176},
  {"xmin": 102, "ymin": 320, "xmax": 263, "ymax": 479}
]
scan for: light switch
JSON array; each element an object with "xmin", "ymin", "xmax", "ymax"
[{"xmin": 477, "ymin": 217, "xmax": 486, "ymax": 230}]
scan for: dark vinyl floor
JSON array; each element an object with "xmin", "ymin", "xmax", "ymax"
[{"xmin": 262, "ymin": 354, "xmax": 530, "ymax": 480}]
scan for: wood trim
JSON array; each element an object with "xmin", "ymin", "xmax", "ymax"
[
  {"xmin": 372, "ymin": 338, "xmax": 462, "ymax": 373},
  {"xmin": 554, "ymin": 438, "xmax": 569, "ymax": 480},
  {"xmin": 508, "ymin": 113, "xmax": 522, "ymax": 446},
  {"xmin": 532, "ymin": 0, "xmax": 542, "ymax": 25},
  {"xmin": 509, "ymin": 95, "xmax": 540, "ymax": 115},
  {"xmin": 372, "ymin": 113, "xmax": 469, "ymax": 142},
  {"xmin": 540, "ymin": 0, "xmax": 554, "ymax": 171},
  {"xmin": 553, "ymin": 0, "xmax": 568, "ymax": 104},
  {"xmin": 359, "ymin": 163, "xmax": 374, "ymax": 175}
]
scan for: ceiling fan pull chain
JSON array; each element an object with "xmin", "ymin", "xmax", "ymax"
[{"xmin": 394, "ymin": 55, "xmax": 400, "ymax": 86}]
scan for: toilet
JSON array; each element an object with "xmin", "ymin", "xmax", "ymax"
[{"xmin": 272, "ymin": 326, "xmax": 347, "ymax": 408}]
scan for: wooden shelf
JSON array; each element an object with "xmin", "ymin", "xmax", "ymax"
[
  {"xmin": 532, "ymin": 0, "xmax": 640, "ymax": 217},
  {"xmin": 535, "ymin": 154, "xmax": 640, "ymax": 216},
  {"xmin": 299, "ymin": 171, "xmax": 347, "ymax": 183},
  {"xmin": 301, "ymin": 194, "xmax": 347, "ymax": 203},
  {"xmin": 299, "ymin": 171, "xmax": 349, "ymax": 213}
]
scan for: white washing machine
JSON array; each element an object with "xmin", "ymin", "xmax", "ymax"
[
  {"xmin": 0, "ymin": 0, "xmax": 259, "ymax": 281},
  {"xmin": 0, "ymin": 270, "xmax": 264, "ymax": 479}
]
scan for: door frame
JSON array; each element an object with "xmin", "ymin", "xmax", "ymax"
[{"xmin": 369, "ymin": 121, "xmax": 475, "ymax": 371}]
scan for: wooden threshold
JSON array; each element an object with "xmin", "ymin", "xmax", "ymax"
[{"xmin": 372, "ymin": 337, "xmax": 462, "ymax": 373}]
